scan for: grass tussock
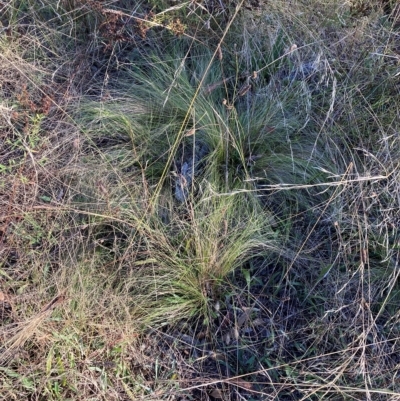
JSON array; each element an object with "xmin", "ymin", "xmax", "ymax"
[{"xmin": 1, "ymin": 0, "xmax": 400, "ymax": 400}]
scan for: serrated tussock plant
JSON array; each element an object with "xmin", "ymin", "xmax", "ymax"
[{"xmin": 128, "ymin": 189, "xmax": 278, "ymax": 327}]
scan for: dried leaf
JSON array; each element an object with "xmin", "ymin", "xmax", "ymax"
[
  {"xmin": 210, "ymin": 351, "xmax": 225, "ymax": 362},
  {"xmin": 184, "ymin": 128, "xmax": 196, "ymax": 137},
  {"xmin": 210, "ymin": 388, "xmax": 224, "ymax": 399},
  {"xmin": 196, "ymin": 331, "xmax": 206, "ymax": 340}
]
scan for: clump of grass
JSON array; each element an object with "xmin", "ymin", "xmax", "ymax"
[{"xmin": 127, "ymin": 190, "xmax": 278, "ymax": 327}]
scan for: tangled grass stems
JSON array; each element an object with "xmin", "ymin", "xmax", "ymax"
[{"xmin": 1, "ymin": 1, "xmax": 400, "ymax": 400}]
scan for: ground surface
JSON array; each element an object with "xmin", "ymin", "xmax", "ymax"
[{"xmin": 0, "ymin": 1, "xmax": 400, "ymax": 400}]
